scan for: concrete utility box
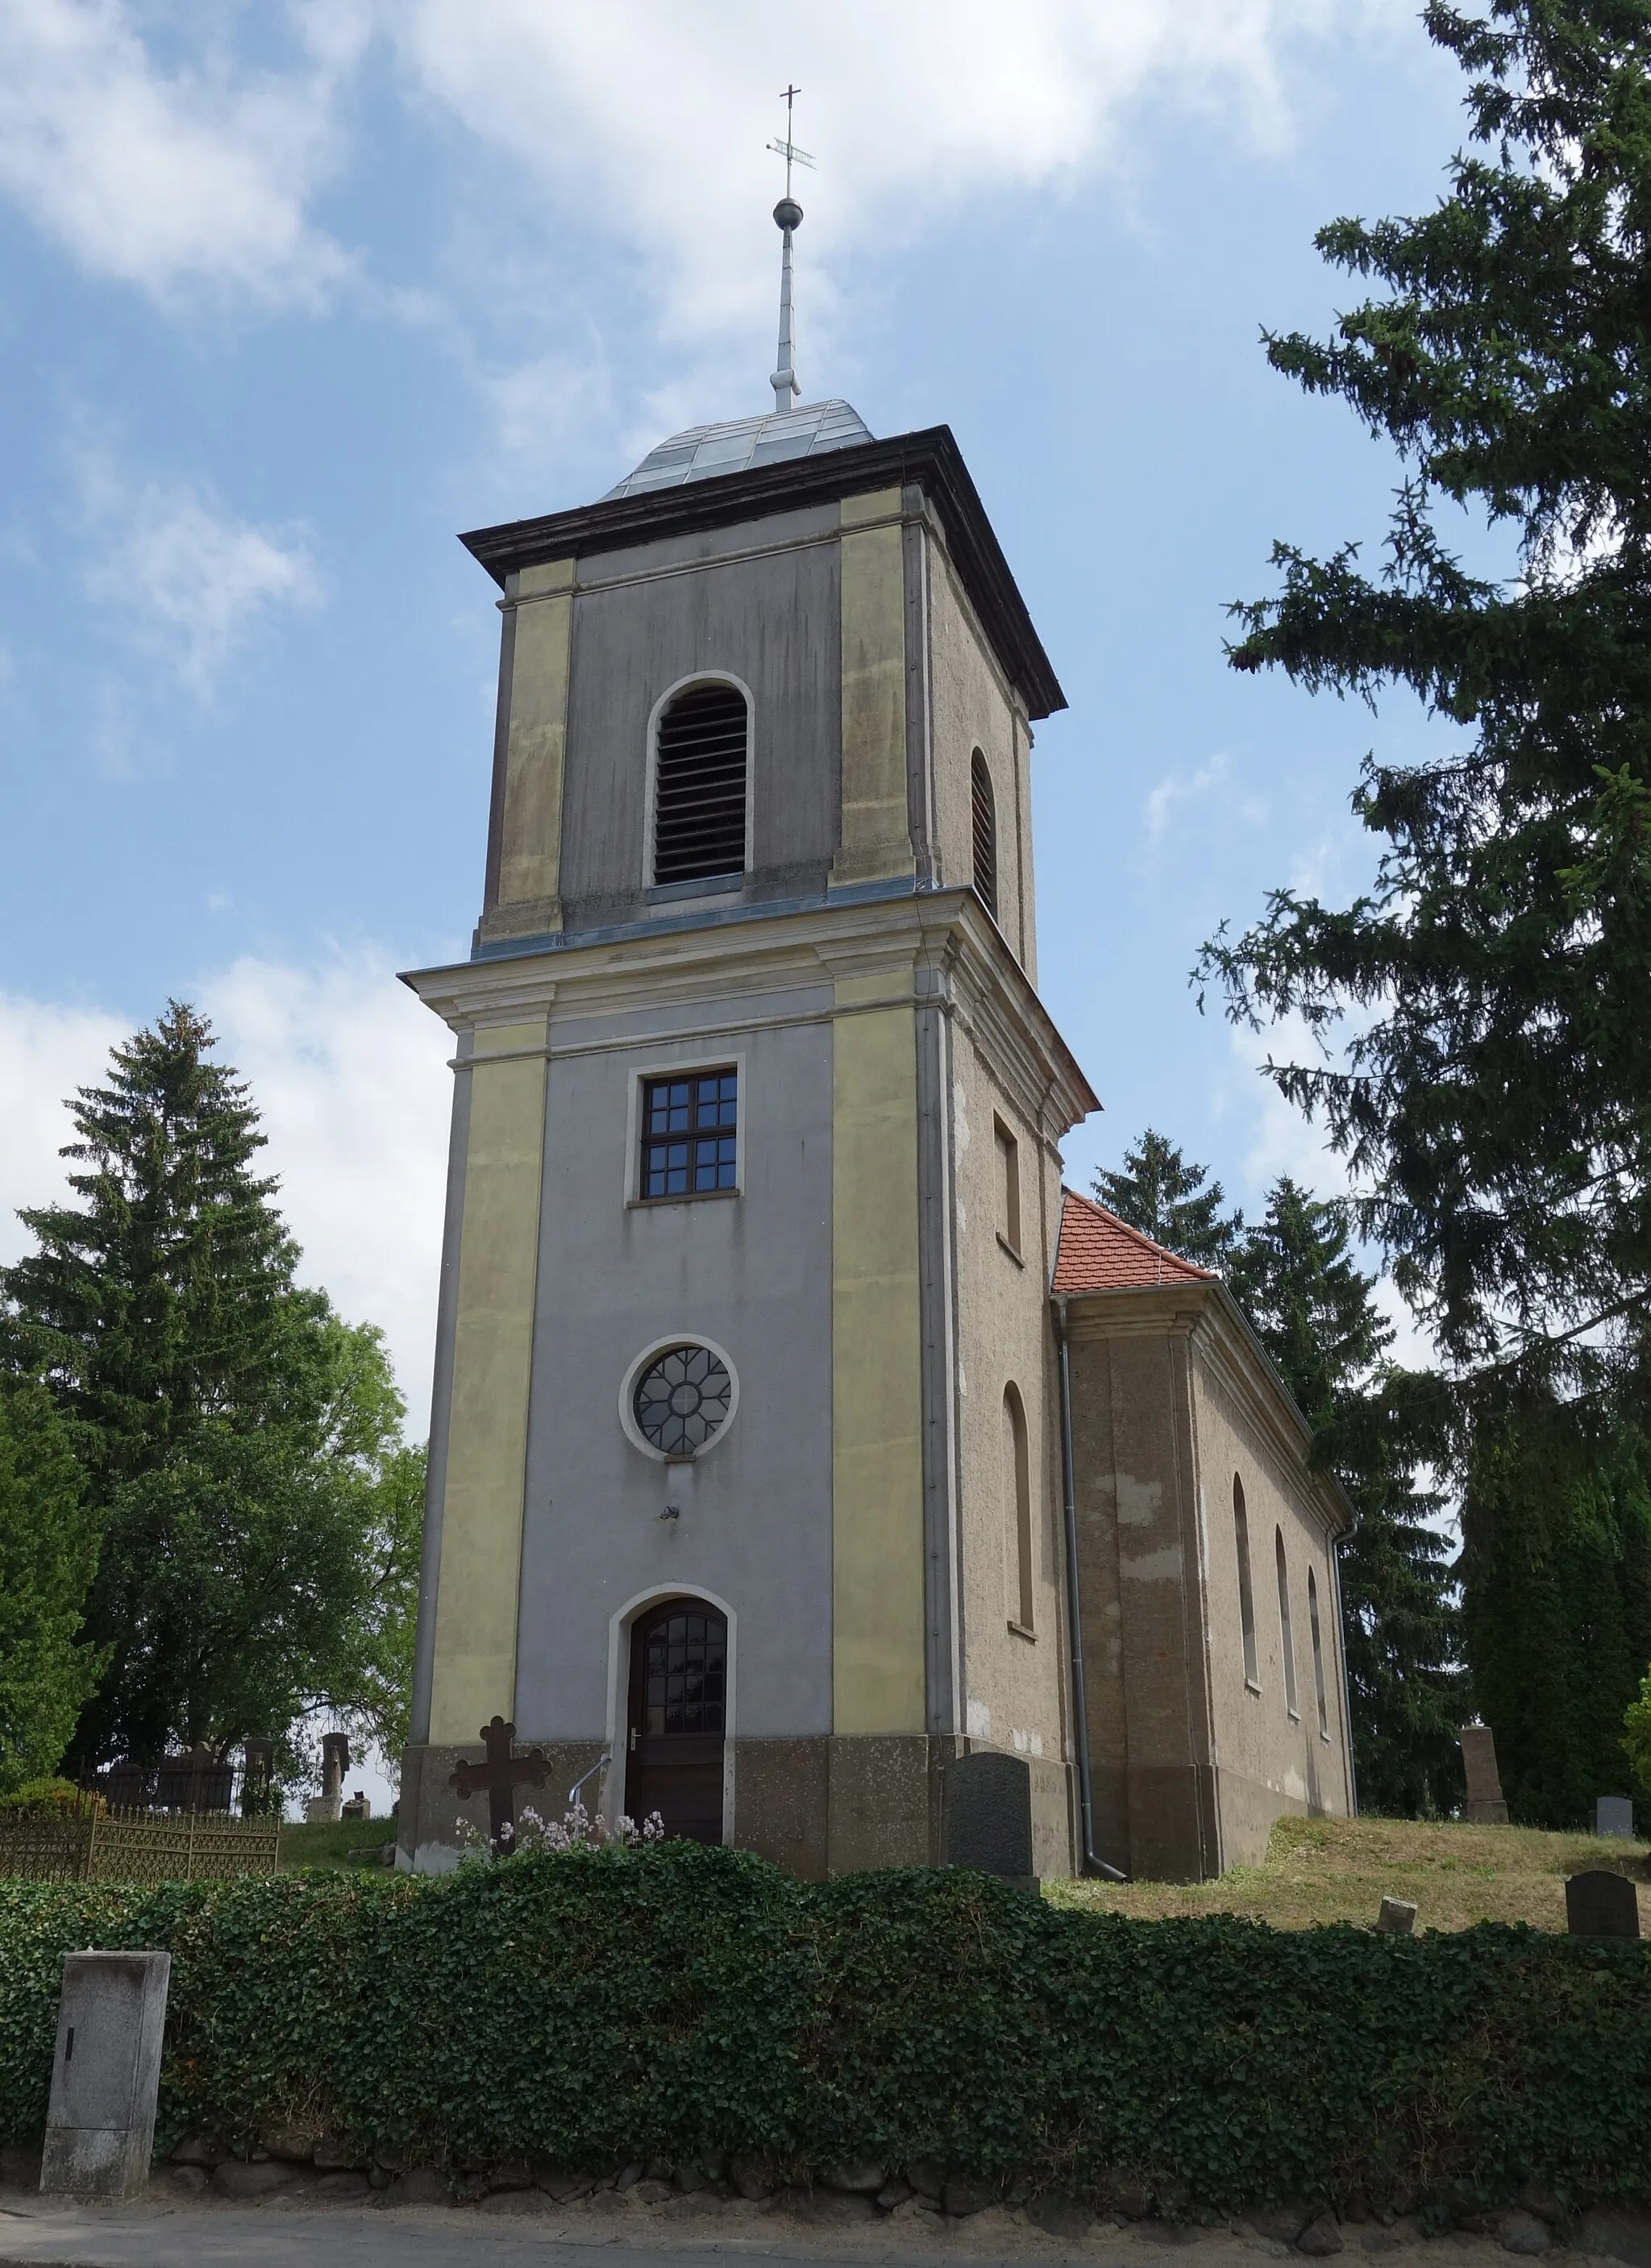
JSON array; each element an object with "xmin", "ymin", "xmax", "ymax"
[{"xmin": 40, "ymin": 1951, "xmax": 171, "ymax": 2200}]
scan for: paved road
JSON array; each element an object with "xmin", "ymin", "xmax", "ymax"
[
  {"xmin": 0, "ymin": 2197, "xmax": 1087, "ymax": 2268},
  {"xmin": 0, "ymin": 2195, "xmax": 1528, "ymax": 2268}
]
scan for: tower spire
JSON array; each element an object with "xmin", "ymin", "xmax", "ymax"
[{"xmin": 766, "ymin": 85, "xmax": 813, "ymax": 414}]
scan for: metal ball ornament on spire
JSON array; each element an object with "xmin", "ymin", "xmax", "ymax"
[{"xmin": 773, "ymin": 197, "xmax": 803, "ymax": 233}]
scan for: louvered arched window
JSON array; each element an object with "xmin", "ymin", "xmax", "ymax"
[
  {"xmin": 652, "ymin": 681, "xmax": 749, "ymax": 885},
  {"xmin": 970, "ymin": 749, "xmax": 997, "ymax": 918}
]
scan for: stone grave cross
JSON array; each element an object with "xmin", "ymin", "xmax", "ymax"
[{"xmin": 449, "ymin": 1717, "xmax": 551, "ymax": 1852}]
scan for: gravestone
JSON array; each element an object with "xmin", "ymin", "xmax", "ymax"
[
  {"xmin": 40, "ymin": 1952, "xmax": 170, "ymax": 2200},
  {"xmin": 306, "ymin": 1731, "xmax": 349, "ymax": 1824},
  {"xmin": 1595, "ymin": 1796, "xmax": 1635, "ymax": 1840},
  {"xmin": 1460, "ymin": 1721, "xmax": 1509, "ymax": 1825},
  {"xmin": 1566, "ymin": 1870, "xmax": 1641, "ymax": 1939},
  {"xmin": 1376, "ymin": 1896, "xmax": 1417, "ymax": 1935},
  {"xmin": 942, "ymin": 1751, "xmax": 1037, "ymax": 1896}
]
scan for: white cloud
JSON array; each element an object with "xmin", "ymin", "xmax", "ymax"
[
  {"xmin": 197, "ymin": 955, "xmax": 451, "ymax": 1434},
  {"xmin": 0, "ymin": 0, "xmax": 360, "ymax": 306},
  {"xmin": 1144, "ymin": 750, "xmax": 1267, "ymax": 843},
  {"xmin": 0, "ymin": 955, "xmax": 451, "ymax": 1433},
  {"xmin": 1224, "ymin": 1016, "xmax": 1438, "ymax": 1370},
  {"xmin": 481, "ymin": 349, "xmax": 616, "ymax": 488},
  {"xmin": 1146, "ymin": 751, "xmax": 1228, "ymax": 840},
  {"xmin": 78, "ymin": 456, "xmax": 321, "ymax": 696},
  {"xmin": 0, "ymin": 992, "xmax": 129, "ymax": 1267},
  {"xmin": 395, "ymin": 0, "xmax": 1406, "ymax": 356}
]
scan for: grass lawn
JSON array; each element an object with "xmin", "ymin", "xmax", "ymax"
[
  {"xmin": 1046, "ymin": 1812, "xmax": 1651, "ymax": 1933},
  {"xmin": 275, "ymin": 1816, "xmax": 397, "ymax": 1873}
]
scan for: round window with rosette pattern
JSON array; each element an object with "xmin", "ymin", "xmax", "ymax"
[{"xmin": 632, "ymin": 1343, "xmax": 733, "ymax": 1457}]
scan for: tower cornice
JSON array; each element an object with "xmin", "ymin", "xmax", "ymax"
[
  {"xmin": 458, "ymin": 427, "xmax": 1066, "ymax": 723},
  {"xmin": 401, "ymin": 885, "xmax": 1097, "ymax": 1142}
]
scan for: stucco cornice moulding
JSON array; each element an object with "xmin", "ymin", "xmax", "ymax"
[
  {"xmin": 401, "ymin": 890, "xmax": 1098, "ymax": 1140},
  {"xmin": 1059, "ymin": 1281, "xmax": 1353, "ymax": 1541},
  {"xmin": 456, "ymin": 426, "xmax": 1066, "ymax": 723}
]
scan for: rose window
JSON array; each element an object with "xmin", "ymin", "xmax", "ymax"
[{"xmin": 632, "ymin": 1344, "xmax": 733, "ymax": 1457}]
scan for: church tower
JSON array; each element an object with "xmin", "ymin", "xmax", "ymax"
[
  {"xmin": 395, "ymin": 181, "xmax": 1096, "ymax": 1878},
  {"xmin": 394, "ymin": 180, "xmax": 1356, "ymax": 1881}
]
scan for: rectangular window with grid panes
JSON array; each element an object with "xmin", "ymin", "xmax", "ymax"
[{"xmin": 639, "ymin": 1069, "xmax": 738, "ymax": 1198}]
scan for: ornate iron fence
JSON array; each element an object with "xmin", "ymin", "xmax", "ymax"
[{"xmin": 0, "ymin": 1806, "xmax": 280, "ymax": 1884}]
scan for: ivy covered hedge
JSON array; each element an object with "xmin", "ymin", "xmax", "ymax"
[{"xmin": 2, "ymin": 1842, "xmax": 1648, "ymax": 2216}]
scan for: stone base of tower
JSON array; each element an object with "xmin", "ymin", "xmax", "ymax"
[{"xmin": 395, "ymin": 1737, "xmax": 1075, "ymax": 1883}]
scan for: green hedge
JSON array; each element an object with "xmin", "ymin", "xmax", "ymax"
[{"xmin": 2, "ymin": 1843, "xmax": 1648, "ymax": 2215}]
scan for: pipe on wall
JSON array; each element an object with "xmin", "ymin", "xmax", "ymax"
[
  {"xmin": 1329, "ymin": 1532, "xmax": 1361, "ymax": 1818},
  {"xmin": 1057, "ymin": 1301, "xmax": 1127, "ymax": 1882}
]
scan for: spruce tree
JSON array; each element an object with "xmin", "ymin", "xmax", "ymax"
[
  {"xmin": 1195, "ymin": 0, "xmax": 1651, "ymax": 1411},
  {"xmin": 1230, "ymin": 1180, "xmax": 1465, "ymax": 1815},
  {"xmin": 1093, "ymin": 1129, "xmax": 1244, "ymax": 1268},
  {"xmin": 2, "ymin": 1004, "xmax": 420, "ymax": 1773},
  {"xmin": 3, "ymin": 1001, "xmax": 294, "ymax": 1484}
]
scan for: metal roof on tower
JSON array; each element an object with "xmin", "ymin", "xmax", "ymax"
[{"xmin": 601, "ymin": 399, "xmax": 873, "ymax": 501}]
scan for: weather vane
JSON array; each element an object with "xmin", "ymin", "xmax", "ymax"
[
  {"xmin": 766, "ymin": 84, "xmax": 815, "ymax": 200},
  {"xmin": 766, "ymin": 85, "xmax": 813, "ymax": 414}
]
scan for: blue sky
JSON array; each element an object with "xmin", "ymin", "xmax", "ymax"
[{"xmin": 0, "ymin": 1, "xmax": 1474, "ymax": 1425}]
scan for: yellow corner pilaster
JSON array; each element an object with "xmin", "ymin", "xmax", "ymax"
[
  {"xmin": 428, "ymin": 1017, "xmax": 549, "ymax": 1743},
  {"xmin": 831, "ymin": 968, "xmax": 925, "ymax": 1734},
  {"xmin": 497, "ymin": 559, "xmax": 575, "ymax": 923},
  {"xmin": 833, "ymin": 490, "xmax": 913, "ymax": 888}
]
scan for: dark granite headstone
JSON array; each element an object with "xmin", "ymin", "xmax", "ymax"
[
  {"xmin": 942, "ymin": 1752, "xmax": 1036, "ymax": 1895},
  {"xmin": 1460, "ymin": 1721, "xmax": 1509, "ymax": 1825},
  {"xmin": 1566, "ymin": 1869, "xmax": 1640, "ymax": 1939}
]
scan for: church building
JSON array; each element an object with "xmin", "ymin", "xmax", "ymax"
[{"xmin": 395, "ymin": 185, "xmax": 1355, "ymax": 1883}]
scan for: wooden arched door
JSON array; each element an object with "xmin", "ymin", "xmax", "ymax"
[{"xmin": 625, "ymin": 1597, "xmax": 726, "ymax": 1843}]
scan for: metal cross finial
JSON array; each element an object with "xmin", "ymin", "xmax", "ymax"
[
  {"xmin": 766, "ymin": 85, "xmax": 814, "ymax": 202},
  {"xmin": 766, "ymin": 85, "xmax": 813, "ymax": 414}
]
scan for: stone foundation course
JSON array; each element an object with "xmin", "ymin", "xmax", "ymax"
[{"xmin": 0, "ymin": 1844, "xmax": 1649, "ymax": 2232}]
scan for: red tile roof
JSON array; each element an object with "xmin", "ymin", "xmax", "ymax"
[{"xmin": 1051, "ymin": 1188, "xmax": 1216, "ymax": 1294}]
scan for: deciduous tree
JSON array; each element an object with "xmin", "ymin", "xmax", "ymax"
[{"xmin": 0, "ymin": 1379, "xmax": 102, "ymax": 1793}]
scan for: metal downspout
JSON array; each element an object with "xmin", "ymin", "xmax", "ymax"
[
  {"xmin": 1330, "ymin": 1529, "xmax": 1360, "ymax": 1817},
  {"xmin": 1058, "ymin": 1298, "xmax": 1127, "ymax": 1882}
]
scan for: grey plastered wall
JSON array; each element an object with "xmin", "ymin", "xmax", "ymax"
[
  {"xmin": 949, "ymin": 1018, "xmax": 1071, "ymax": 1846},
  {"xmin": 1063, "ymin": 1314, "xmax": 1222, "ymax": 1882},
  {"xmin": 555, "ymin": 507, "xmax": 843, "ymax": 934},
  {"xmin": 1191, "ymin": 1346, "xmax": 1353, "ymax": 1861},
  {"xmin": 924, "ymin": 528, "xmax": 1031, "ymax": 970},
  {"xmin": 511, "ymin": 979, "xmax": 837, "ymax": 1795}
]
